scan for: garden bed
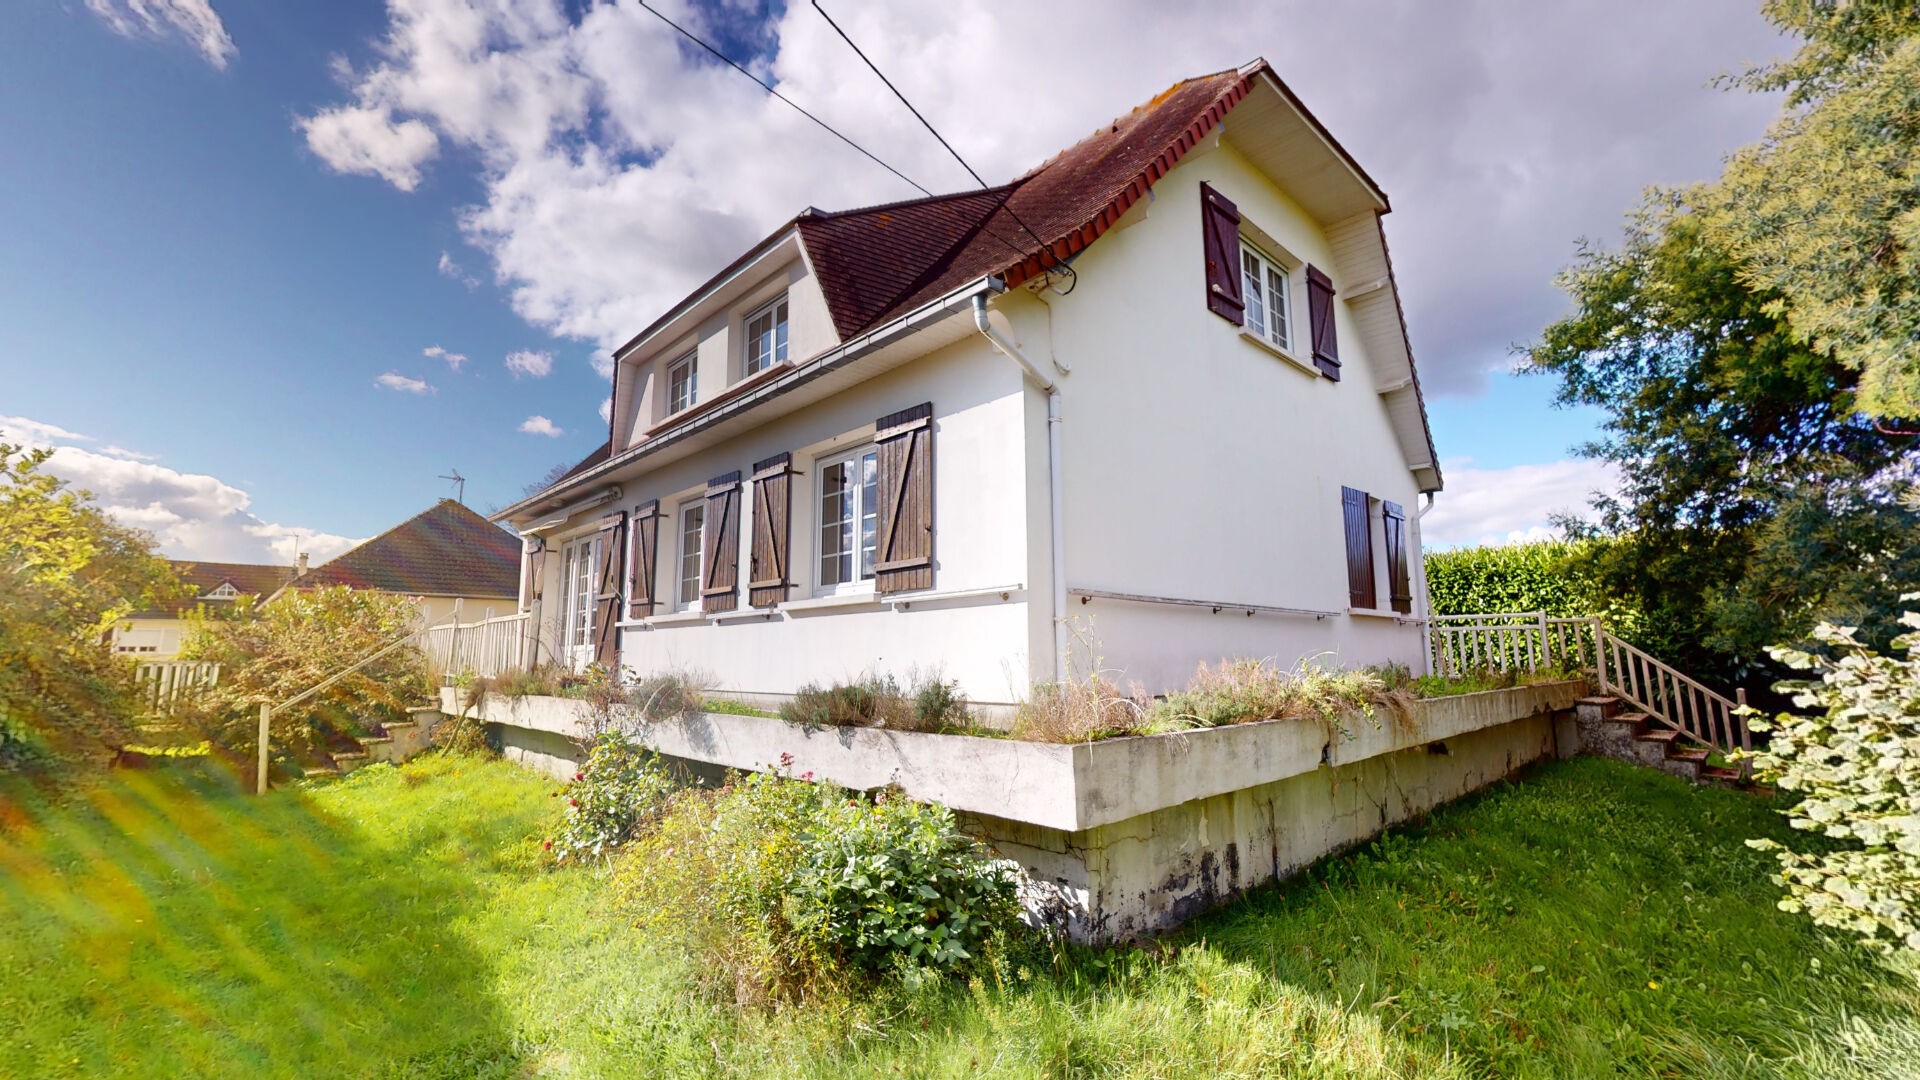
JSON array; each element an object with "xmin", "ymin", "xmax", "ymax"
[{"xmin": 443, "ymin": 680, "xmax": 1586, "ymax": 939}]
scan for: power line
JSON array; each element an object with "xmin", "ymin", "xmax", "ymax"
[
  {"xmin": 809, "ymin": 0, "xmax": 1077, "ymax": 289},
  {"xmin": 636, "ymin": 1, "xmax": 929, "ymax": 198}
]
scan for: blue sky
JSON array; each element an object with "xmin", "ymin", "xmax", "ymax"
[{"xmin": 1, "ymin": 1, "xmax": 1784, "ymax": 561}]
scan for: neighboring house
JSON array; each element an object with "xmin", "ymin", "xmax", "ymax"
[
  {"xmin": 111, "ymin": 560, "xmax": 294, "ymax": 659},
  {"xmin": 494, "ymin": 59, "xmax": 1441, "ymax": 704},
  {"xmin": 277, "ymin": 499, "xmax": 522, "ymax": 628}
]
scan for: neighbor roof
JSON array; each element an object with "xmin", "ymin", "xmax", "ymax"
[
  {"xmin": 294, "ymin": 500, "xmax": 520, "ymax": 599},
  {"xmin": 134, "ymin": 560, "xmax": 294, "ymax": 617}
]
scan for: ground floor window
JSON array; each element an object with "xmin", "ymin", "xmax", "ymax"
[
  {"xmin": 563, "ymin": 535, "xmax": 600, "ymax": 656},
  {"xmin": 816, "ymin": 446, "xmax": 878, "ymax": 593},
  {"xmin": 677, "ymin": 502, "xmax": 705, "ymax": 610}
]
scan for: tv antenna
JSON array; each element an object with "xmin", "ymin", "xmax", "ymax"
[{"xmin": 439, "ymin": 468, "xmax": 466, "ymax": 505}]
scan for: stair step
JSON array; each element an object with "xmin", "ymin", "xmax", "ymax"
[
  {"xmin": 358, "ymin": 736, "xmax": 394, "ymax": 746},
  {"xmin": 1635, "ymin": 727, "xmax": 1682, "ymax": 744},
  {"xmin": 1576, "ymin": 696, "xmax": 1621, "ymax": 708},
  {"xmin": 1670, "ymin": 747, "xmax": 1711, "ymax": 763},
  {"xmin": 1701, "ymin": 766, "xmax": 1743, "ymax": 782}
]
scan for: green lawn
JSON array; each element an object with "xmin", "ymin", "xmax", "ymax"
[{"xmin": 2, "ymin": 754, "xmax": 1915, "ymax": 1078}]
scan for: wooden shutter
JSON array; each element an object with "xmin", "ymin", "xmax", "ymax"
[
  {"xmin": 521, "ymin": 539, "xmax": 542, "ymax": 607},
  {"xmin": 627, "ymin": 500, "xmax": 659, "ymax": 619},
  {"xmin": 1306, "ymin": 264, "xmax": 1341, "ymax": 380},
  {"xmin": 1201, "ymin": 183, "xmax": 1245, "ymax": 324},
  {"xmin": 1341, "ymin": 486, "xmax": 1375, "ymax": 610},
  {"xmin": 874, "ymin": 402, "xmax": 934, "ymax": 594},
  {"xmin": 593, "ymin": 511, "xmax": 626, "ymax": 669},
  {"xmin": 701, "ymin": 471, "xmax": 741, "ymax": 613},
  {"xmin": 1383, "ymin": 500, "xmax": 1411, "ymax": 614},
  {"xmin": 748, "ymin": 453, "xmax": 795, "ymax": 608}
]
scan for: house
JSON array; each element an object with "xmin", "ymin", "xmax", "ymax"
[
  {"xmin": 111, "ymin": 560, "xmax": 295, "ymax": 659},
  {"xmin": 276, "ymin": 499, "xmax": 523, "ymax": 628},
  {"xmin": 493, "ymin": 59, "xmax": 1441, "ymax": 705}
]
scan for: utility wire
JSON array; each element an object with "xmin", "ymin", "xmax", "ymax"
[
  {"xmin": 636, "ymin": 1, "xmax": 929, "ymax": 198},
  {"xmin": 809, "ymin": 0, "xmax": 1077, "ymax": 289}
]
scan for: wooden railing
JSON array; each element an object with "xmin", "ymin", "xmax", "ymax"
[
  {"xmin": 1430, "ymin": 612, "xmax": 1749, "ymax": 763},
  {"xmin": 134, "ymin": 660, "xmax": 220, "ymax": 713},
  {"xmin": 418, "ymin": 611, "xmax": 531, "ymax": 678}
]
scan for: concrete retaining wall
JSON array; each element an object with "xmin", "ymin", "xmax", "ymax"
[{"xmin": 445, "ymin": 680, "xmax": 1584, "ymax": 939}]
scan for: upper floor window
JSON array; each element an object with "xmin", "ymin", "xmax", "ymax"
[
  {"xmin": 1241, "ymin": 242, "xmax": 1293, "ymax": 353},
  {"xmin": 817, "ymin": 447, "xmax": 878, "ymax": 593},
  {"xmin": 676, "ymin": 502, "xmax": 705, "ymax": 611},
  {"xmin": 667, "ymin": 352, "xmax": 697, "ymax": 414},
  {"xmin": 744, "ymin": 295, "xmax": 789, "ymax": 375}
]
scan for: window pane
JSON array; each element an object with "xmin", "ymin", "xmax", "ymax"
[
  {"xmin": 1267, "ymin": 266, "xmax": 1290, "ymax": 350},
  {"xmin": 818, "ymin": 460, "xmax": 852, "ymax": 586},
  {"xmin": 858, "ymin": 451, "xmax": 878, "ymax": 579},
  {"xmin": 773, "ymin": 301, "xmax": 789, "ymax": 364},
  {"xmin": 680, "ymin": 506, "xmax": 704, "ymax": 604},
  {"xmin": 1241, "ymin": 249, "xmax": 1265, "ymax": 339}
]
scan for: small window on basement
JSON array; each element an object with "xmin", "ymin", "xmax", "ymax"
[
  {"xmin": 1240, "ymin": 242, "xmax": 1293, "ymax": 353},
  {"xmin": 744, "ymin": 295, "xmax": 789, "ymax": 376},
  {"xmin": 666, "ymin": 352, "xmax": 697, "ymax": 414}
]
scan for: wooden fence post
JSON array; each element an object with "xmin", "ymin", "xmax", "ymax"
[{"xmin": 256, "ymin": 703, "xmax": 271, "ymax": 795}]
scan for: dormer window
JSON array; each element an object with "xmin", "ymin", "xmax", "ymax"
[
  {"xmin": 203, "ymin": 582, "xmax": 239, "ymax": 600},
  {"xmin": 667, "ymin": 351, "xmax": 698, "ymax": 414},
  {"xmin": 744, "ymin": 295, "xmax": 788, "ymax": 375}
]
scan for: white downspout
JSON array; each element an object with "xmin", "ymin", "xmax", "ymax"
[{"xmin": 972, "ymin": 294, "xmax": 1068, "ymax": 685}]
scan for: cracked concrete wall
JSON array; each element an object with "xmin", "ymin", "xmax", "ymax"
[{"xmin": 969, "ymin": 713, "xmax": 1555, "ymax": 942}]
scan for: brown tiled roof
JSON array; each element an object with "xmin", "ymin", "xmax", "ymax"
[
  {"xmin": 137, "ymin": 560, "xmax": 293, "ymax": 616},
  {"xmin": 294, "ymin": 500, "xmax": 520, "ymax": 599},
  {"xmin": 799, "ymin": 67, "xmax": 1254, "ymax": 337}
]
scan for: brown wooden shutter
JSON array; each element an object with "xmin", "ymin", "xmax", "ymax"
[
  {"xmin": 627, "ymin": 500, "xmax": 659, "ymax": 619},
  {"xmin": 748, "ymin": 453, "xmax": 795, "ymax": 608},
  {"xmin": 593, "ymin": 511, "xmax": 626, "ymax": 669},
  {"xmin": 1341, "ymin": 486, "xmax": 1375, "ymax": 610},
  {"xmin": 874, "ymin": 402, "xmax": 934, "ymax": 594},
  {"xmin": 1382, "ymin": 500, "xmax": 1411, "ymax": 614},
  {"xmin": 1201, "ymin": 182, "xmax": 1244, "ymax": 325},
  {"xmin": 1306, "ymin": 264, "xmax": 1341, "ymax": 380},
  {"xmin": 521, "ymin": 539, "xmax": 542, "ymax": 607},
  {"xmin": 701, "ymin": 471, "xmax": 741, "ymax": 613}
]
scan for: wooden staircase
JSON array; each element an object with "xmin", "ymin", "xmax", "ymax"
[{"xmin": 1574, "ymin": 695, "xmax": 1752, "ymax": 788}]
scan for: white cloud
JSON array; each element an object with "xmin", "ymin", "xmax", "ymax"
[
  {"xmin": 597, "ymin": 396, "xmax": 612, "ymax": 423},
  {"xmin": 437, "ymin": 251, "xmax": 480, "ymax": 288},
  {"xmin": 505, "ymin": 349, "xmax": 553, "ymax": 378},
  {"xmin": 519, "ymin": 415, "xmax": 563, "ymax": 437},
  {"xmin": 299, "ymin": 0, "xmax": 1789, "ymax": 390},
  {"xmin": 300, "ymin": 103, "xmax": 440, "ymax": 191},
  {"xmin": 83, "ymin": 0, "xmax": 235, "ymax": 69},
  {"xmin": 1420, "ymin": 457, "xmax": 1619, "ymax": 550},
  {"xmin": 423, "ymin": 344, "xmax": 468, "ymax": 371},
  {"xmin": 0, "ymin": 414, "xmax": 358, "ymax": 563},
  {"xmin": 375, "ymin": 371, "xmax": 435, "ymax": 394}
]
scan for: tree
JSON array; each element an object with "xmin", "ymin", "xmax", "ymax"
[
  {"xmin": 1524, "ymin": 202, "xmax": 1920, "ymax": 685},
  {"xmin": 0, "ymin": 443, "xmax": 187, "ymax": 768},
  {"xmin": 1704, "ymin": 1, "xmax": 1920, "ymax": 417},
  {"xmin": 178, "ymin": 586, "xmax": 432, "ymax": 771},
  {"xmin": 1746, "ymin": 605, "xmax": 1920, "ymax": 952}
]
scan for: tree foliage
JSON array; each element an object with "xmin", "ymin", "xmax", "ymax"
[
  {"xmin": 0, "ymin": 443, "xmax": 187, "ymax": 768},
  {"xmin": 178, "ymin": 586, "xmax": 431, "ymax": 769},
  {"xmin": 1525, "ymin": 200, "xmax": 1920, "ymax": 686},
  {"xmin": 1706, "ymin": 1, "xmax": 1920, "ymax": 416},
  {"xmin": 1746, "ymin": 604, "xmax": 1920, "ymax": 952}
]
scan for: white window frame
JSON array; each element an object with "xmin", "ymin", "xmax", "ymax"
[
  {"xmin": 1240, "ymin": 241, "xmax": 1294, "ymax": 354},
  {"xmin": 743, "ymin": 294, "xmax": 789, "ymax": 376},
  {"xmin": 675, "ymin": 501, "xmax": 706, "ymax": 612},
  {"xmin": 666, "ymin": 351, "xmax": 698, "ymax": 415},
  {"xmin": 561, "ymin": 534, "xmax": 602, "ymax": 667},
  {"xmin": 813, "ymin": 445, "xmax": 880, "ymax": 597}
]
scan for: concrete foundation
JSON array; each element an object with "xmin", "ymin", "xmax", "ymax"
[{"xmin": 444, "ymin": 680, "xmax": 1585, "ymax": 940}]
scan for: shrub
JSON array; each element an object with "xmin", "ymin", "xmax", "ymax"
[
  {"xmin": 1745, "ymin": 606, "xmax": 1920, "ymax": 952},
  {"xmin": 779, "ymin": 672, "xmax": 969, "ymax": 733},
  {"xmin": 1424, "ymin": 540, "xmax": 1601, "ymax": 617},
  {"xmin": 550, "ymin": 734, "xmax": 677, "ymax": 864},
  {"xmin": 1011, "ymin": 678, "xmax": 1150, "ymax": 742},
  {"xmin": 1150, "ymin": 659, "xmax": 1403, "ymax": 736},
  {"xmin": 617, "ymin": 764, "xmax": 1025, "ymax": 1005}
]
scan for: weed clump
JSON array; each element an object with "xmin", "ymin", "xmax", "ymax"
[{"xmin": 779, "ymin": 671, "xmax": 971, "ymax": 733}]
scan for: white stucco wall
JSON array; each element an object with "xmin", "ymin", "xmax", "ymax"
[
  {"xmin": 538, "ymin": 332, "xmax": 1049, "ymax": 705},
  {"xmin": 985, "ymin": 135, "xmax": 1431, "ymax": 692}
]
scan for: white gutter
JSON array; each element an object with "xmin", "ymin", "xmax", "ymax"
[{"xmin": 972, "ymin": 294, "xmax": 1069, "ymax": 685}]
